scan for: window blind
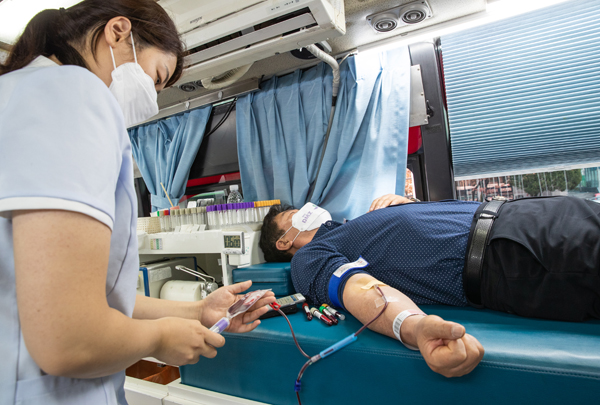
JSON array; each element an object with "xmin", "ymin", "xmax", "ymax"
[{"xmin": 441, "ymin": 0, "xmax": 600, "ymax": 180}]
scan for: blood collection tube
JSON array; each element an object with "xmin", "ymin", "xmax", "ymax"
[
  {"xmin": 310, "ymin": 307, "xmax": 333, "ymax": 326},
  {"xmin": 321, "ymin": 305, "xmax": 339, "ymax": 322},
  {"xmin": 322, "ymin": 304, "xmax": 346, "ymax": 320},
  {"xmin": 319, "ymin": 305, "xmax": 338, "ymax": 325},
  {"xmin": 302, "ymin": 303, "xmax": 313, "ymax": 321}
]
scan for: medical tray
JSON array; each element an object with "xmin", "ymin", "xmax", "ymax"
[{"xmin": 232, "ymin": 262, "xmax": 294, "ymax": 296}]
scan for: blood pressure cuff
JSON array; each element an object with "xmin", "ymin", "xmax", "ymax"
[{"xmin": 327, "ymin": 256, "xmax": 369, "ymax": 310}]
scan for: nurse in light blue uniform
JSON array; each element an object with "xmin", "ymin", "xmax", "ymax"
[{"xmin": 0, "ymin": 1, "xmax": 273, "ymax": 404}]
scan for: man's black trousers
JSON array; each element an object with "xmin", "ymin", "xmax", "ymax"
[{"xmin": 480, "ymin": 196, "xmax": 600, "ymax": 322}]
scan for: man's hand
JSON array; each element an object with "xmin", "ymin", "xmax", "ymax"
[
  {"xmin": 152, "ymin": 317, "xmax": 225, "ymax": 365},
  {"xmin": 369, "ymin": 194, "xmax": 413, "ymax": 212},
  {"xmin": 198, "ymin": 281, "xmax": 276, "ymax": 333},
  {"xmin": 414, "ymin": 315, "xmax": 484, "ymax": 377}
]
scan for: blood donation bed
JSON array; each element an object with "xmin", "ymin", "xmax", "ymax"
[{"xmin": 181, "ymin": 305, "xmax": 600, "ymax": 404}]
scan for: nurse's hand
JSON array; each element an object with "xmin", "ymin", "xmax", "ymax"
[
  {"xmin": 198, "ymin": 281, "xmax": 276, "ymax": 333},
  {"xmin": 153, "ymin": 317, "xmax": 225, "ymax": 365},
  {"xmin": 415, "ymin": 315, "xmax": 484, "ymax": 377},
  {"xmin": 368, "ymin": 194, "xmax": 413, "ymax": 212}
]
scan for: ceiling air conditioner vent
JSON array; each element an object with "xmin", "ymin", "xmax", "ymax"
[{"xmin": 159, "ymin": 0, "xmax": 345, "ymax": 86}]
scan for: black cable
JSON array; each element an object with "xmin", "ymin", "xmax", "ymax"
[
  {"xmin": 195, "ymin": 265, "xmax": 210, "ymax": 276},
  {"xmin": 204, "ymin": 98, "xmax": 236, "ymax": 138}
]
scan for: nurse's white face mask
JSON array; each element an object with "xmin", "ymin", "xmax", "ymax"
[
  {"xmin": 109, "ymin": 32, "xmax": 159, "ymax": 128},
  {"xmin": 278, "ymin": 203, "xmax": 332, "ymax": 247}
]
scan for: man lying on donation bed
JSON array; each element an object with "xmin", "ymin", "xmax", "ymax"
[{"xmin": 259, "ymin": 194, "xmax": 600, "ymax": 377}]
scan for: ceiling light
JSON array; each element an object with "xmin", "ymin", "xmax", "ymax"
[{"xmin": 0, "ymin": 0, "xmax": 83, "ymax": 46}]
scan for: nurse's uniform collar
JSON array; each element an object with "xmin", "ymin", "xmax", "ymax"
[{"xmin": 27, "ymin": 56, "xmax": 59, "ymax": 69}]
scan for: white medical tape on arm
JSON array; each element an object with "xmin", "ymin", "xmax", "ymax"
[{"xmin": 393, "ymin": 310, "xmax": 427, "ymax": 351}]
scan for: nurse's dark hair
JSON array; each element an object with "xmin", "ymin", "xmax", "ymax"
[
  {"xmin": 259, "ymin": 204, "xmax": 295, "ymax": 263},
  {"xmin": 0, "ymin": 0, "xmax": 184, "ymax": 86}
]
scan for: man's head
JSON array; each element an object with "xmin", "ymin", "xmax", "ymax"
[{"xmin": 259, "ymin": 204, "xmax": 323, "ymax": 262}]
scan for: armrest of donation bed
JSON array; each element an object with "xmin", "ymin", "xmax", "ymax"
[{"xmin": 180, "ymin": 306, "xmax": 600, "ymax": 404}]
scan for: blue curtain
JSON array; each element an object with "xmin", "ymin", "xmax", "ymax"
[
  {"xmin": 129, "ymin": 106, "xmax": 212, "ymax": 211},
  {"xmin": 441, "ymin": 0, "xmax": 600, "ymax": 180},
  {"xmin": 236, "ymin": 46, "xmax": 411, "ymax": 221}
]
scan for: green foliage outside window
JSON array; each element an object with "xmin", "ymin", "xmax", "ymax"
[{"xmin": 513, "ymin": 169, "xmax": 582, "ymax": 197}]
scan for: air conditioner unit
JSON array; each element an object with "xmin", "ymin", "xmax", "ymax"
[{"xmin": 159, "ymin": 0, "xmax": 345, "ymax": 85}]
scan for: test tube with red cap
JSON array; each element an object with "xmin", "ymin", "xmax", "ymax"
[
  {"xmin": 310, "ymin": 307, "xmax": 333, "ymax": 326},
  {"xmin": 319, "ymin": 305, "xmax": 338, "ymax": 325}
]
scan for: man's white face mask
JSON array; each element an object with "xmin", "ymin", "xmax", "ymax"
[
  {"xmin": 278, "ymin": 203, "xmax": 332, "ymax": 247},
  {"xmin": 109, "ymin": 32, "xmax": 159, "ymax": 128}
]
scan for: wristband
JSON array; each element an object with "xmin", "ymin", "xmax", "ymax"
[{"xmin": 392, "ymin": 310, "xmax": 427, "ymax": 351}]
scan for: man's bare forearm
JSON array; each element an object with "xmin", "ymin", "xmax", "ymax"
[{"xmin": 341, "ymin": 273, "xmax": 425, "ymax": 346}]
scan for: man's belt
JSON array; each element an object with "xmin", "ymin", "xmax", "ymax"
[{"xmin": 464, "ymin": 197, "xmax": 507, "ymax": 308}]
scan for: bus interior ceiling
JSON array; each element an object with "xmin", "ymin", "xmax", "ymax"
[{"xmin": 156, "ymin": 0, "xmax": 487, "ymax": 109}]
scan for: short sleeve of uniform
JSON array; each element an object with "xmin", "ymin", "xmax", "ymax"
[{"xmin": 0, "ymin": 65, "xmax": 125, "ymax": 229}]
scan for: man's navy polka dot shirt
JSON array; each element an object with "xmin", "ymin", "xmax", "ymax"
[{"xmin": 290, "ymin": 200, "xmax": 481, "ymax": 308}]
